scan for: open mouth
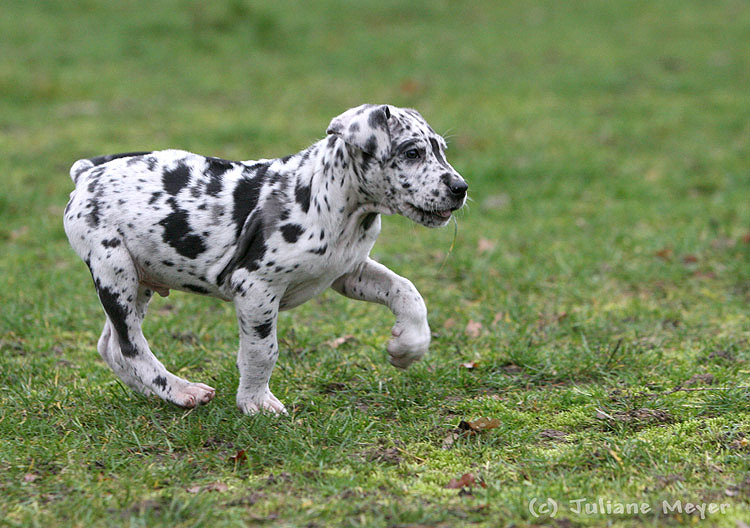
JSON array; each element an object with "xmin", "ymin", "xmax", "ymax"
[{"xmin": 404, "ymin": 203, "xmax": 454, "ymax": 223}]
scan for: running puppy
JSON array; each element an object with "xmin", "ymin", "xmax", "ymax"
[{"xmin": 63, "ymin": 104, "xmax": 468, "ymax": 414}]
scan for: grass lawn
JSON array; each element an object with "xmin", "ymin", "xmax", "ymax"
[{"xmin": 1, "ymin": 1, "xmax": 749, "ymax": 526}]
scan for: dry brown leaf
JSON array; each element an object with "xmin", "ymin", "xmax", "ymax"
[
  {"xmin": 465, "ymin": 320, "xmax": 483, "ymax": 338},
  {"xmin": 491, "ymin": 312, "xmax": 505, "ymax": 326},
  {"xmin": 445, "ymin": 473, "xmax": 486, "ymax": 490},
  {"xmin": 228, "ymin": 449, "xmax": 247, "ymax": 464},
  {"xmin": 477, "ymin": 238, "xmax": 496, "ymax": 254},
  {"xmin": 742, "ymin": 232, "xmax": 750, "ymax": 244},
  {"xmin": 682, "ymin": 254, "xmax": 698, "ymax": 264},
  {"xmin": 204, "ymin": 482, "xmax": 228, "ymax": 492},
  {"xmin": 23, "ymin": 473, "xmax": 39, "ymax": 483},
  {"xmin": 463, "ymin": 417, "xmax": 501, "ymax": 432},
  {"xmin": 186, "ymin": 485, "xmax": 202, "ymax": 494},
  {"xmin": 655, "ymin": 247, "xmax": 673, "ymax": 261},
  {"xmin": 460, "ymin": 361, "xmax": 478, "ymax": 369},
  {"xmin": 324, "ymin": 335, "xmax": 356, "ymax": 349}
]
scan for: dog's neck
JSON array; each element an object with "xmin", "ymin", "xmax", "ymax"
[{"xmin": 297, "ymin": 136, "xmax": 392, "ymax": 243}]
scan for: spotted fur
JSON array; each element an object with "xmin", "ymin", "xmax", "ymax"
[{"xmin": 63, "ymin": 104, "xmax": 467, "ymax": 414}]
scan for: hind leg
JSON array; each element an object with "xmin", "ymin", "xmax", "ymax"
[
  {"xmin": 88, "ymin": 241, "xmax": 215, "ymax": 408},
  {"xmin": 97, "ymin": 318, "xmax": 153, "ymax": 396}
]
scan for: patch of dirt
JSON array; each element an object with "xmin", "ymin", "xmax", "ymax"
[
  {"xmin": 116, "ymin": 498, "xmax": 165, "ymax": 518},
  {"xmin": 320, "ymin": 381, "xmax": 349, "ymax": 394},
  {"xmin": 171, "ymin": 331, "xmax": 199, "ymax": 344},
  {"xmin": 225, "ymin": 492, "xmax": 264, "ymax": 508},
  {"xmin": 354, "ymin": 439, "xmax": 404, "ymax": 465},
  {"xmin": 655, "ymin": 474, "xmax": 684, "ymax": 488},
  {"xmin": 499, "ymin": 363, "xmax": 523, "ymax": 375},
  {"xmin": 684, "ymin": 373, "xmax": 715, "ymax": 386},
  {"xmin": 264, "ymin": 472, "xmax": 292, "ymax": 486},
  {"xmin": 539, "ymin": 429, "xmax": 569, "ymax": 442},
  {"xmin": 618, "ymin": 408, "xmax": 673, "ymax": 424},
  {"xmin": 597, "ymin": 407, "xmax": 673, "ymax": 427},
  {"xmin": 708, "ymin": 348, "xmax": 736, "ymax": 361}
]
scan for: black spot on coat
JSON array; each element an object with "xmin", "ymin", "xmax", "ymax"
[
  {"xmin": 101, "ymin": 238, "xmax": 121, "ymax": 248},
  {"xmin": 217, "ymin": 213, "xmax": 266, "ymax": 285},
  {"xmin": 361, "ymin": 213, "xmax": 378, "ymax": 231},
  {"xmin": 206, "ymin": 157, "xmax": 232, "ymax": 196},
  {"xmin": 232, "ymin": 163, "xmax": 269, "ymax": 238},
  {"xmin": 254, "ymin": 320, "xmax": 273, "ymax": 339},
  {"xmin": 280, "ymin": 223, "xmax": 304, "ymax": 243},
  {"xmin": 294, "ymin": 180, "xmax": 311, "ymax": 213},
  {"xmin": 162, "ymin": 163, "xmax": 191, "ymax": 195},
  {"xmin": 158, "ymin": 205, "xmax": 207, "ymax": 259},
  {"xmin": 95, "ymin": 281, "xmax": 137, "ymax": 357}
]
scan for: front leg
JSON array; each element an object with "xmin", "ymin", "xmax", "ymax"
[
  {"xmin": 331, "ymin": 258, "xmax": 430, "ymax": 368},
  {"xmin": 233, "ymin": 280, "xmax": 286, "ymax": 415}
]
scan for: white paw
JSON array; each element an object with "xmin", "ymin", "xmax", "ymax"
[
  {"xmin": 173, "ymin": 382, "xmax": 216, "ymax": 408},
  {"xmin": 237, "ymin": 389, "xmax": 287, "ymax": 415},
  {"xmin": 387, "ymin": 319, "xmax": 430, "ymax": 369}
]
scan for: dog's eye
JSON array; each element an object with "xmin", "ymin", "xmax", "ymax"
[{"xmin": 404, "ymin": 148, "xmax": 421, "ymax": 160}]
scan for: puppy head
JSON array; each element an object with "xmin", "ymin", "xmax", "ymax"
[{"xmin": 327, "ymin": 104, "xmax": 467, "ymax": 227}]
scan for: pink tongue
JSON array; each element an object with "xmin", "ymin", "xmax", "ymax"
[{"xmin": 437, "ymin": 210, "xmax": 451, "ymax": 218}]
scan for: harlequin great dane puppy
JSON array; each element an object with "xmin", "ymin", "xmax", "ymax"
[{"xmin": 63, "ymin": 104, "xmax": 468, "ymax": 414}]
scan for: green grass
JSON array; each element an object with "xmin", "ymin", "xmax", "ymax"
[{"xmin": 1, "ymin": 0, "xmax": 749, "ymax": 526}]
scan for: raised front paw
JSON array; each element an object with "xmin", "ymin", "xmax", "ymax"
[
  {"xmin": 387, "ymin": 319, "xmax": 430, "ymax": 369},
  {"xmin": 237, "ymin": 388, "xmax": 287, "ymax": 415}
]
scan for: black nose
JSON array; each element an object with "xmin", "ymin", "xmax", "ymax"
[{"xmin": 442, "ymin": 174, "xmax": 468, "ymax": 197}]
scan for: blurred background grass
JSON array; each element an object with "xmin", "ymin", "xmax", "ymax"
[{"xmin": 1, "ymin": 1, "xmax": 749, "ymax": 526}]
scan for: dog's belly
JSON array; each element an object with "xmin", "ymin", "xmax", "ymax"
[{"xmin": 279, "ymin": 277, "xmax": 333, "ymax": 310}]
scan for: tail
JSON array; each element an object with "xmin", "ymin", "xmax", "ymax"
[
  {"xmin": 69, "ymin": 159, "xmax": 95, "ymax": 184},
  {"xmin": 68, "ymin": 151, "xmax": 152, "ymax": 185}
]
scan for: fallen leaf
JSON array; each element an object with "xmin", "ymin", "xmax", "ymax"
[
  {"xmin": 324, "ymin": 335, "xmax": 356, "ymax": 349},
  {"xmin": 465, "ymin": 320, "xmax": 483, "ymax": 338},
  {"xmin": 468, "ymin": 417, "xmax": 501, "ymax": 432},
  {"xmin": 445, "ymin": 473, "xmax": 486, "ymax": 490},
  {"xmin": 23, "ymin": 473, "xmax": 39, "ymax": 483},
  {"xmin": 655, "ymin": 247, "xmax": 673, "ymax": 261},
  {"xmin": 204, "ymin": 482, "xmax": 228, "ymax": 492},
  {"xmin": 742, "ymin": 232, "xmax": 750, "ymax": 244},
  {"xmin": 186, "ymin": 485, "xmax": 202, "ymax": 494},
  {"xmin": 443, "ymin": 318, "xmax": 457, "ymax": 330},
  {"xmin": 228, "ymin": 449, "xmax": 247, "ymax": 464},
  {"xmin": 682, "ymin": 254, "xmax": 698, "ymax": 264},
  {"xmin": 477, "ymin": 238, "xmax": 496, "ymax": 254},
  {"xmin": 460, "ymin": 361, "xmax": 477, "ymax": 369},
  {"xmin": 459, "ymin": 417, "xmax": 501, "ymax": 433}
]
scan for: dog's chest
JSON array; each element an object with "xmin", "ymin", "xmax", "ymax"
[{"xmin": 278, "ymin": 216, "xmax": 380, "ymax": 310}]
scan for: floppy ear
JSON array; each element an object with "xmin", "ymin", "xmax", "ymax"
[{"xmin": 326, "ymin": 104, "xmax": 392, "ymax": 161}]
